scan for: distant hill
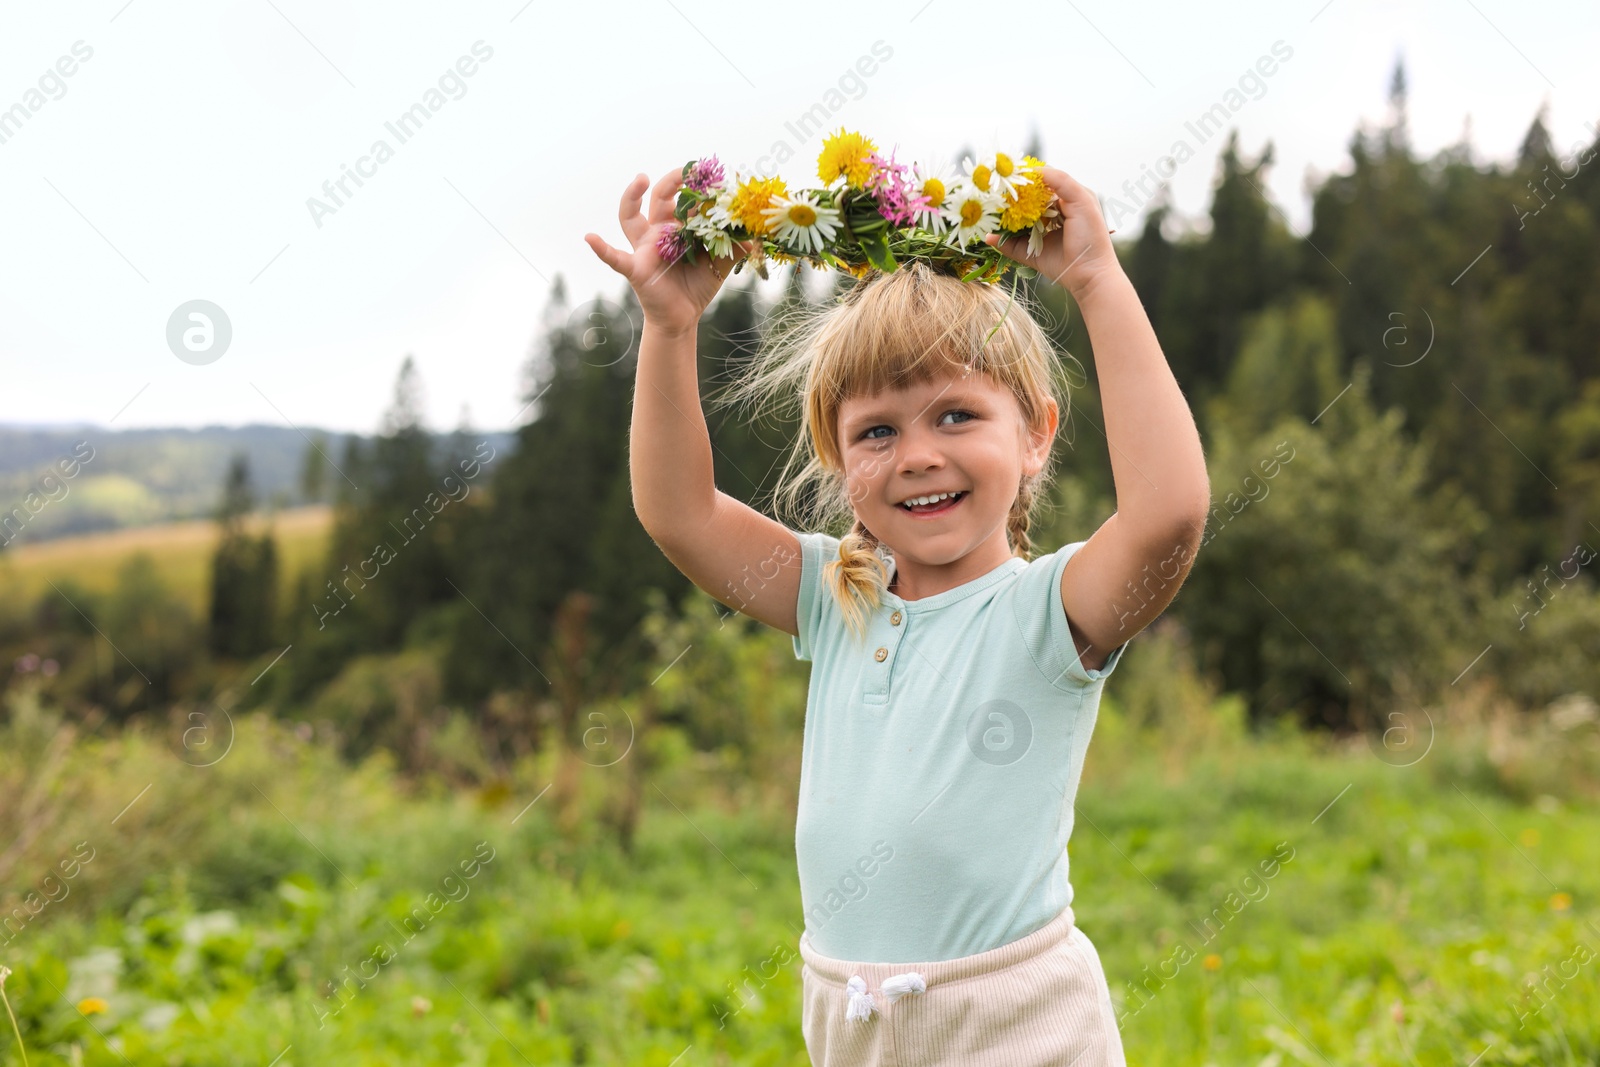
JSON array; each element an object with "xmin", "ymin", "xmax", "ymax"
[{"xmin": 0, "ymin": 424, "xmax": 515, "ymax": 548}]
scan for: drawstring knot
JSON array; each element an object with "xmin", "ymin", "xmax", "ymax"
[
  {"xmin": 844, "ymin": 971, "xmax": 927, "ymax": 1021},
  {"xmin": 844, "ymin": 976, "xmax": 874, "ymax": 1021}
]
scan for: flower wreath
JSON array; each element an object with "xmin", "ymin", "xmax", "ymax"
[{"xmin": 656, "ymin": 129, "xmax": 1062, "ymax": 285}]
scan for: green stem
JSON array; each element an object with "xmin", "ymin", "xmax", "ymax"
[{"xmin": 0, "ymin": 972, "xmax": 30, "ymax": 1067}]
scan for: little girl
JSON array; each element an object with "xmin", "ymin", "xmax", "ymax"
[{"xmin": 586, "ymin": 163, "xmax": 1209, "ymax": 1066}]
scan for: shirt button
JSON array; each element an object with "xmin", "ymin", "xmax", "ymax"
[
  {"xmin": 890, "ymin": 611, "xmax": 902, "ymax": 625},
  {"xmin": 874, "ymin": 647, "xmax": 888, "ymax": 662}
]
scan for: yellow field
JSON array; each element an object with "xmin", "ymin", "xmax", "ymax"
[{"xmin": 0, "ymin": 505, "xmax": 333, "ymax": 613}]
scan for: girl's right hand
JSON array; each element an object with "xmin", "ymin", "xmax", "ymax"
[{"xmin": 584, "ymin": 169, "xmax": 748, "ymax": 335}]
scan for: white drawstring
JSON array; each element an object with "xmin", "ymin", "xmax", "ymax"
[
  {"xmin": 844, "ymin": 971, "xmax": 927, "ymax": 1021},
  {"xmin": 844, "ymin": 976, "xmax": 874, "ymax": 1021},
  {"xmin": 882, "ymin": 972, "xmax": 927, "ymax": 1002}
]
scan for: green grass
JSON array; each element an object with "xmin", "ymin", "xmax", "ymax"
[{"xmin": 0, "ymin": 634, "xmax": 1596, "ymax": 1065}]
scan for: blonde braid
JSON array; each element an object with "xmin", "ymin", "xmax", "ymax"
[
  {"xmin": 823, "ymin": 516, "xmax": 891, "ymax": 645},
  {"xmin": 1008, "ymin": 477, "xmax": 1039, "ymax": 561}
]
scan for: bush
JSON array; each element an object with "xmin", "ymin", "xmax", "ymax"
[{"xmin": 1181, "ymin": 362, "xmax": 1489, "ymax": 730}]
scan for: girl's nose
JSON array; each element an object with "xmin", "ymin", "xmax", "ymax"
[{"xmin": 897, "ymin": 435, "xmax": 945, "ymax": 475}]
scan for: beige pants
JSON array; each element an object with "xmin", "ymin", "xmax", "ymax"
[{"xmin": 799, "ymin": 905, "xmax": 1126, "ymax": 1067}]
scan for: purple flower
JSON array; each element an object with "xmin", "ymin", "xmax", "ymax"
[
  {"xmin": 685, "ymin": 155, "xmax": 726, "ymax": 193},
  {"xmin": 656, "ymin": 221, "xmax": 689, "ymax": 265},
  {"xmin": 864, "ymin": 148, "xmax": 930, "ymax": 227}
]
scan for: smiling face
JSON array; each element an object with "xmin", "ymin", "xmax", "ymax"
[{"xmin": 836, "ymin": 363, "xmax": 1057, "ymax": 587}]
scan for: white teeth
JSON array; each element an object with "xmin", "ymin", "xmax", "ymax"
[{"xmin": 901, "ymin": 491, "xmax": 961, "ymax": 508}]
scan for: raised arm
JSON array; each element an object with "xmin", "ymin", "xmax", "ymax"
[
  {"xmin": 987, "ymin": 167, "xmax": 1211, "ymax": 670},
  {"xmin": 586, "ymin": 170, "xmax": 804, "ymax": 636}
]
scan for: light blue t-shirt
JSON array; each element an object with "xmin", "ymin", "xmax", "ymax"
[{"xmin": 792, "ymin": 530, "xmax": 1127, "ymax": 964}]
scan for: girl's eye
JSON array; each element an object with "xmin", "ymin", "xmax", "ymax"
[{"xmin": 860, "ymin": 411, "xmax": 973, "ymax": 440}]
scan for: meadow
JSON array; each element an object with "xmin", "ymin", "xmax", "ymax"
[
  {"xmin": 1, "ymin": 596, "xmax": 1596, "ymax": 1067},
  {"xmin": 0, "ymin": 506, "xmax": 332, "ymax": 615}
]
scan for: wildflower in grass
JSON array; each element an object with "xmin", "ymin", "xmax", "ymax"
[
  {"xmin": 1550, "ymin": 892, "xmax": 1572, "ymax": 910},
  {"xmin": 1202, "ymin": 954, "xmax": 1222, "ymax": 971},
  {"xmin": 2, "ymin": 964, "xmax": 30, "ymax": 1067},
  {"xmin": 1519, "ymin": 827, "xmax": 1539, "ymax": 847},
  {"xmin": 77, "ymin": 997, "xmax": 108, "ymax": 1015}
]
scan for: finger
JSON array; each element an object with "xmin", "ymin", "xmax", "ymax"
[
  {"xmin": 616, "ymin": 173, "xmax": 653, "ymax": 246},
  {"xmin": 983, "ymin": 231, "xmax": 1031, "ymax": 264},
  {"xmin": 648, "ymin": 168, "xmax": 683, "ymax": 226},
  {"xmin": 1037, "ymin": 167, "xmax": 1111, "ymax": 232},
  {"xmin": 1036, "ymin": 165, "xmax": 1091, "ymax": 204},
  {"xmin": 585, "ymin": 232, "xmax": 635, "ymax": 281}
]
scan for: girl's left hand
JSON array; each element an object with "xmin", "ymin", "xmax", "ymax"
[{"xmin": 983, "ymin": 166, "xmax": 1122, "ymax": 301}]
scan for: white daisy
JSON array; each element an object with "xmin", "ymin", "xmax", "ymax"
[
  {"xmin": 686, "ymin": 209, "xmax": 735, "ymax": 259},
  {"xmin": 762, "ymin": 190, "xmax": 841, "ymax": 255},
  {"xmin": 909, "ymin": 159, "xmax": 959, "ymax": 236},
  {"xmin": 942, "ymin": 182, "xmax": 1004, "ymax": 248},
  {"xmin": 962, "ymin": 151, "xmax": 1032, "ymax": 200},
  {"xmin": 704, "ymin": 184, "xmax": 737, "ymax": 227}
]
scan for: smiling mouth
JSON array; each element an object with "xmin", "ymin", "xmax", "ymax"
[{"xmin": 898, "ymin": 491, "xmax": 967, "ymax": 516}]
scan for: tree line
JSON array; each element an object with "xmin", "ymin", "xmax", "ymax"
[{"xmin": 7, "ymin": 64, "xmax": 1598, "ymax": 751}]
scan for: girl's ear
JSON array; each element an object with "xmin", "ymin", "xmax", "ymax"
[{"xmin": 1023, "ymin": 398, "xmax": 1059, "ymax": 475}]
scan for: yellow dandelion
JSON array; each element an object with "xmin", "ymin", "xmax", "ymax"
[
  {"xmin": 728, "ymin": 176, "xmax": 789, "ymax": 236},
  {"xmin": 767, "ymin": 248, "xmax": 797, "ymax": 265},
  {"xmin": 1000, "ymin": 157, "xmax": 1055, "ymax": 231},
  {"xmin": 817, "ymin": 129, "xmax": 878, "ymax": 189},
  {"xmin": 1550, "ymin": 892, "xmax": 1572, "ymax": 910},
  {"xmin": 1518, "ymin": 828, "xmax": 1540, "ymax": 847},
  {"xmin": 1202, "ymin": 954, "xmax": 1222, "ymax": 971},
  {"xmin": 77, "ymin": 996, "xmax": 109, "ymax": 1015},
  {"xmin": 839, "ymin": 259, "xmax": 873, "ymax": 279}
]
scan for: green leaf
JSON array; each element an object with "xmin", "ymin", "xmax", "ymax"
[{"xmin": 860, "ymin": 232, "xmax": 896, "ymax": 272}]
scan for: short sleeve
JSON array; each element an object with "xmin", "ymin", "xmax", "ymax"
[
  {"xmin": 1013, "ymin": 540, "xmax": 1128, "ymax": 690},
  {"xmin": 792, "ymin": 531, "xmax": 841, "ymax": 662}
]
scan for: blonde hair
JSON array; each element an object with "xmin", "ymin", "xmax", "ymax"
[{"xmin": 713, "ymin": 260, "xmax": 1077, "ymax": 644}]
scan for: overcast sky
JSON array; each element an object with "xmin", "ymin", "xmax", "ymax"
[{"xmin": 2, "ymin": 0, "xmax": 1595, "ymax": 435}]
